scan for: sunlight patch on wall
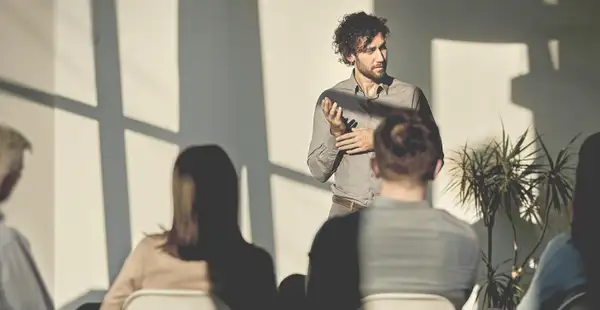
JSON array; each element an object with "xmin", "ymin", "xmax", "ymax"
[
  {"xmin": 270, "ymin": 174, "xmax": 331, "ymax": 282},
  {"xmin": 239, "ymin": 165, "xmax": 253, "ymax": 243},
  {"xmin": 54, "ymin": 109, "xmax": 108, "ymax": 306},
  {"xmin": 258, "ymin": 0, "xmax": 374, "ymax": 174},
  {"xmin": 431, "ymin": 39, "xmax": 534, "ymax": 224},
  {"xmin": 55, "ymin": 0, "xmax": 97, "ymax": 106},
  {"xmin": 549, "ymin": 39, "xmax": 560, "ymax": 71},
  {"xmin": 124, "ymin": 130, "xmax": 180, "ymax": 247},
  {"xmin": 117, "ymin": 0, "xmax": 179, "ymax": 133}
]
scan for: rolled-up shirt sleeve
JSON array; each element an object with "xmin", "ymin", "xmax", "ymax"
[{"xmin": 307, "ymin": 94, "xmax": 341, "ymax": 183}]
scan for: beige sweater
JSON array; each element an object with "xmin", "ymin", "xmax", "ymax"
[{"xmin": 100, "ymin": 235, "xmax": 211, "ymax": 310}]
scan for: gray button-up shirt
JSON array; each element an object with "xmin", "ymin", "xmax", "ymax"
[{"xmin": 307, "ymin": 73, "xmax": 444, "ymax": 206}]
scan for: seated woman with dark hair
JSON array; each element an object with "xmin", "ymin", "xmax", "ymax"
[
  {"xmin": 100, "ymin": 145, "xmax": 277, "ymax": 310},
  {"xmin": 306, "ymin": 109, "xmax": 480, "ymax": 310},
  {"xmin": 518, "ymin": 133, "xmax": 600, "ymax": 310}
]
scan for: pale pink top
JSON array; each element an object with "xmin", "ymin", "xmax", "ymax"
[{"xmin": 100, "ymin": 235, "xmax": 211, "ymax": 310}]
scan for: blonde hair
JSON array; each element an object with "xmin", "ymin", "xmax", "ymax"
[
  {"xmin": 158, "ymin": 169, "xmax": 198, "ymax": 255},
  {"xmin": 170, "ymin": 172, "xmax": 198, "ymax": 245},
  {"xmin": 0, "ymin": 124, "xmax": 32, "ymax": 176}
]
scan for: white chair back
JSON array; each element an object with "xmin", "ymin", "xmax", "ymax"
[
  {"xmin": 557, "ymin": 291, "xmax": 589, "ymax": 310},
  {"xmin": 362, "ymin": 293, "xmax": 456, "ymax": 310},
  {"xmin": 122, "ymin": 289, "xmax": 231, "ymax": 310}
]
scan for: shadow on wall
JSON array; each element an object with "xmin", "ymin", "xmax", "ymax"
[
  {"xmin": 4, "ymin": 0, "xmax": 597, "ymax": 308},
  {"xmin": 90, "ymin": 0, "xmax": 132, "ymax": 286},
  {"xmin": 0, "ymin": 73, "xmax": 334, "ymax": 309},
  {"xmin": 0, "ymin": 0, "xmax": 337, "ymax": 307},
  {"xmin": 178, "ymin": 0, "xmax": 276, "ymax": 260},
  {"xmin": 374, "ymin": 0, "xmax": 600, "ymax": 157},
  {"xmin": 374, "ymin": 0, "xmax": 600, "ymax": 307},
  {"xmin": 2, "ymin": 0, "xmax": 277, "ymax": 308}
]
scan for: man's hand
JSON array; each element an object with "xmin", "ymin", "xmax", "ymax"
[
  {"xmin": 335, "ymin": 128, "xmax": 374, "ymax": 154},
  {"xmin": 321, "ymin": 97, "xmax": 346, "ymax": 137}
]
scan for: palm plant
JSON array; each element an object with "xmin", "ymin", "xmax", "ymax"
[{"xmin": 447, "ymin": 127, "xmax": 578, "ymax": 309}]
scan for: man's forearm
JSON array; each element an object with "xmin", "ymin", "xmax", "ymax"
[
  {"xmin": 307, "ymin": 98, "xmax": 343, "ymax": 183},
  {"xmin": 307, "ymin": 135, "xmax": 340, "ymax": 183}
]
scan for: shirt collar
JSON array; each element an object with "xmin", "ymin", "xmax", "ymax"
[
  {"xmin": 345, "ymin": 69, "xmax": 391, "ymax": 96},
  {"xmin": 371, "ymin": 196, "xmax": 431, "ymax": 209}
]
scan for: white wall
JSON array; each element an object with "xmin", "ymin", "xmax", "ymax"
[
  {"xmin": 1, "ymin": 0, "xmax": 599, "ymax": 309},
  {"xmin": 432, "ymin": 40, "xmax": 534, "ymax": 221}
]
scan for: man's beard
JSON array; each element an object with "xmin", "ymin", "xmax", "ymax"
[
  {"xmin": 357, "ymin": 62, "xmax": 387, "ymax": 82},
  {"xmin": 0, "ymin": 174, "xmax": 18, "ymax": 204},
  {"xmin": 0, "ymin": 188, "xmax": 11, "ymax": 203}
]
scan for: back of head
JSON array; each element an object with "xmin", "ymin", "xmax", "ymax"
[
  {"xmin": 571, "ymin": 132, "xmax": 600, "ymax": 297},
  {"xmin": 277, "ymin": 274, "xmax": 307, "ymax": 310},
  {"xmin": 0, "ymin": 124, "xmax": 31, "ymax": 205},
  {"xmin": 373, "ymin": 109, "xmax": 441, "ymax": 183},
  {"xmin": 165, "ymin": 145, "xmax": 243, "ymax": 260}
]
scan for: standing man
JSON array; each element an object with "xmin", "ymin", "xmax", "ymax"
[{"xmin": 307, "ymin": 11, "xmax": 444, "ymax": 217}]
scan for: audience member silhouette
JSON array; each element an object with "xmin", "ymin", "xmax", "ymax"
[
  {"xmin": 518, "ymin": 133, "xmax": 600, "ymax": 310},
  {"xmin": 276, "ymin": 274, "xmax": 307, "ymax": 310},
  {"xmin": 0, "ymin": 124, "xmax": 54, "ymax": 310},
  {"xmin": 100, "ymin": 145, "xmax": 277, "ymax": 310},
  {"xmin": 305, "ymin": 109, "xmax": 480, "ymax": 310}
]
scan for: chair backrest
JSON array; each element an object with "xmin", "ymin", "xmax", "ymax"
[
  {"xmin": 557, "ymin": 291, "xmax": 590, "ymax": 310},
  {"xmin": 122, "ymin": 290, "xmax": 231, "ymax": 310},
  {"xmin": 362, "ymin": 293, "xmax": 456, "ymax": 310}
]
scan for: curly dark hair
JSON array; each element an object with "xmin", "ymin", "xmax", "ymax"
[
  {"xmin": 373, "ymin": 108, "xmax": 441, "ymax": 182},
  {"xmin": 333, "ymin": 11, "xmax": 390, "ymax": 65}
]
